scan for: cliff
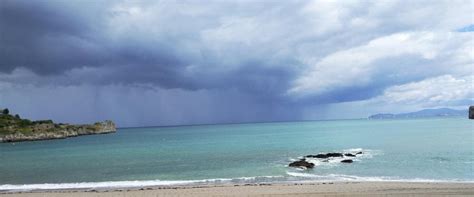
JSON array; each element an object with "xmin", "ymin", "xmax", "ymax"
[{"xmin": 0, "ymin": 111, "xmax": 116, "ymax": 142}]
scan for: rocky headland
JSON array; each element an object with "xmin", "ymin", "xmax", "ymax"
[{"xmin": 0, "ymin": 108, "xmax": 116, "ymax": 142}]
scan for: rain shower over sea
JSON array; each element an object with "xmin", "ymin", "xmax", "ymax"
[{"xmin": 1, "ymin": 117, "xmax": 472, "ymax": 191}]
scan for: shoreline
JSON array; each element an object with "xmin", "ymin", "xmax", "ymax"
[
  {"xmin": 2, "ymin": 181, "xmax": 473, "ymax": 196},
  {"xmin": 3, "ymin": 178, "xmax": 474, "ymax": 192}
]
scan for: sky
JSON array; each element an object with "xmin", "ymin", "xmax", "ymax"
[{"xmin": 0, "ymin": 0, "xmax": 473, "ymax": 127}]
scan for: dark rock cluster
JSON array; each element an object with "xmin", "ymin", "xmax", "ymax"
[
  {"xmin": 288, "ymin": 151, "xmax": 362, "ymax": 169},
  {"xmin": 288, "ymin": 159, "xmax": 315, "ymax": 169}
]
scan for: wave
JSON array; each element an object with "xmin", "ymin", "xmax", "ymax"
[
  {"xmin": 0, "ymin": 176, "xmax": 284, "ymax": 192},
  {"xmin": 0, "ymin": 180, "xmax": 197, "ymax": 191},
  {"xmin": 2, "ymin": 174, "xmax": 472, "ymax": 192},
  {"xmin": 2, "ymin": 173, "xmax": 472, "ymax": 192},
  {"xmin": 286, "ymin": 172, "xmax": 474, "ymax": 183}
]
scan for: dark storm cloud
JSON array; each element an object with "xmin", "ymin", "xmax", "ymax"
[
  {"xmin": 0, "ymin": 0, "xmax": 304, "ymax": 96},
  {"xmin": 0, "ymin": 0, "xmax": 187, "ymax": 81},
  {"xmin": 0, "ymin": 0, "xmax": 308, "ymax": 99}
]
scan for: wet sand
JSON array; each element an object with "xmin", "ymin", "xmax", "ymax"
[{"xmin": 2, "ymin": 182, "xmax": 474, "ymax": 196}]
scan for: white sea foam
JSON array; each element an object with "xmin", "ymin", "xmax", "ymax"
[
  {"xmin": 286, "ymin": 172, "xmax": 474, "ymax": 183},
  {"xmin": 0, "ymin": 176, "xmax": 284, "ymax": 192},
  {"xmin": 1, "ymin": 174, "xmax": 472, "ymax": 192},
  {"xmin": 344, "ymin": 148, "xmax": 364, "ymax": 152},
  {"xmin": 0, "ymin": 180, "xmax": 197, "ymax": 191}
]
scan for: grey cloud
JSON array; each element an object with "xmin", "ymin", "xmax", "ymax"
[
  {"xmin": 1, "ymin": 0, "xmax": 306, "ymax": 96},
  {"xmin": 0, "ymin": 0, "xmax": 111, "ymax": 74}
]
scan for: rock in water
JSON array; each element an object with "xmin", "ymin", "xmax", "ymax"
[
  {"xmin": 341, "ymin": 159, "xmax": 353, "ymax": 163},
  {"xmin": 326, "ymin": 153, "xmax": 343, "ymax": 157},
  {"xmin": 306, "ymin": 153, "xmax": 343, "ymax": 158},
  {"xmin": 306, "ymin": 154, "xmax": 329, "ymax": 158},
  {"xmin": 469, "ymin": 106, "xmax": 474, "ymax": 119},
  {"xmin": 289, "ymin": 160, "xmax": 315, "ymax": 169},
  {"xmin": 344, "ymin": 153, "xmax": 356, "ymax": 157}
]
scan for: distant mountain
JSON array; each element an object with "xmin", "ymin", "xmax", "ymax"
[{"xmin": 369, "ymin": 108, "xmax": 468, "ymax": 119}]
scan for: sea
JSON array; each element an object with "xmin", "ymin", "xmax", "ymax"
[{"xmin": 0, "ymin": 117, "xmax": 472, "ymax": 191}]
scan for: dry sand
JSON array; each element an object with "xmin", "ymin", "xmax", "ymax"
[{"xmin": 2, "ymin": 182, "xmax": 474, "ymax": 197}]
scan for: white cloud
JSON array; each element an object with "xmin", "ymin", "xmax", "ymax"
[
  {"xmin": 288, "ymin": 31, "xmax": 473, "ymax": 97},
  {"xmin": 373, "ymin": 75, "xmax": 473, "ymax": 106}
]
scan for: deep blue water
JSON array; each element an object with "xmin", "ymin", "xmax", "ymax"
[{"xmin": 0, "ymin": 118, "xmax": 472, "ymax": 190}]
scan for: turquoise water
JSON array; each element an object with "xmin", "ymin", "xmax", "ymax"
[{"xmin": 0, "ymin": 118, "xmax": 473, "ymax": 190}]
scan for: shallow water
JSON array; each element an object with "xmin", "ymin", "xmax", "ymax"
[{"xmin": 1, "ymin": 118, "xmax": 473, "ymax": 190}]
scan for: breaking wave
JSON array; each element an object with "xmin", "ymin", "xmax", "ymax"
[
  {"xmin": 286, "ymin": 172, "xmax": 474, "ymax": 183},
  {"xmin": 0, "ymin": 176, "xmax": 284, "ymax": 192}
]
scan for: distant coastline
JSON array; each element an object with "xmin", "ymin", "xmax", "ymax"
[
  {"xmin": 368, "ymin": 108, "xmax": 468, "ymax": 119},
  {"xmin": 0, "ymin": 108, "xmax": 116, "ymax": 143}
]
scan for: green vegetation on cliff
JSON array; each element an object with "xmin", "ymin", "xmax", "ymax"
[{"xmin": 0, "ymin": 108, "xmax": 116, "ymax": 142}]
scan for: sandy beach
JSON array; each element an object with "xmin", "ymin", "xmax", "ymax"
[{"xmin": 2, "ymin": 182, "xmax": 474, "ymax": 197}]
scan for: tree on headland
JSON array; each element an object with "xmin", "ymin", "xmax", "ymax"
[
  {"xmin": 15, "ymin": 114, "xmax": 20, "ymax": 119},
  {"xmin": 2, "ymin": 108, "xmax": 9, "ymax": 115}
]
